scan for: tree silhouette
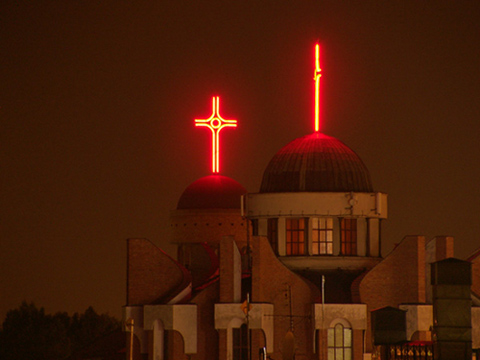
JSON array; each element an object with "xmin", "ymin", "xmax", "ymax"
[{"xmin": 0, "ymin": 302, "xmax": 120, "ymax": 360}]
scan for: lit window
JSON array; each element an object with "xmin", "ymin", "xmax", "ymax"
[
  {"xmin": 267, "ymin": 218, "xmax": 278, "ymax": 254},
  {"xmin": 312, "ymin": 217, "xmax": 333, "ymax": 255},
  {"xmin": 233, "ymin": 324, "xmax": 248, "ymax": 360},
  {"xmin": 341, "ymin": 218, "xmax": 357, "ymax": 256},
  {"xmin": 286, "ymin": 218, "xmax": 307, "ymax": 255},
  {"xmin": 328, "ymin": 323, "xmax": 352, "ymax": 360}
]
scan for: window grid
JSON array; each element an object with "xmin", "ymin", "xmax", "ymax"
[
  {"xmin": 267, "ymin": 218, "xmax": 278, "ymax": 254},
  {"xmin": 327, "ymin": 323, "xmax": 352, "ymax": 360},
  {"xmin": 286, "ymin": 218, "xmax": 307, "ymax": 255},
  {"xmin": 341, "ymin": 218, "xmax": 357, "ymax": 256},
  {"xmin": 233, "ymin": 324, "xmax": 248, "ymax": 360},
  {"xmin": 312, "ymin": 217, "xmax": 333, "ymax": 255}
]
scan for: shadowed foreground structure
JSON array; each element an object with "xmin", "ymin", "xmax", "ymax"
[{"xmin": 122, "ymin": 129, "xmax": 480, "ymax": 360}]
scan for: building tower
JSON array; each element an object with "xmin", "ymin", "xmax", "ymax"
[
  {"xmin": 170, "ymin": 96, "xmax": 248, "ymax": 288},
  {"xmin": 245, "ymin": 44, "xmax": 388, "ymax": 302}
]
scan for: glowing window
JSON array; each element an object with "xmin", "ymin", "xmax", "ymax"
[
  {"xmin": 267, "ymin": 218, "xmax": 278, "ymax": 254},
  {"xmin": 341, "ymin": 219, "xmax": 357, "ymax": 256},
  {"xmin": 328, "ymin": 323, "xmax": 352, "ymax": 360},
  {"xmin": 286, "ymin": 218, "xmax": 307, "ymax": 255},
  {"xmin": 312, "ymin": 217, "xmax": 333, "ymax": 255}
]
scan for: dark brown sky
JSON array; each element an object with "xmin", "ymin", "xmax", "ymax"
[{"xmin": 1, "ymin": 2, "xmax": 479, "ymax": 321}]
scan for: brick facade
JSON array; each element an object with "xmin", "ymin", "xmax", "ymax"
[
  {"xmin": 170, "ymin": 209, "xmax": 248, "ymax": 247},
  {"xmin": 358, "ymin": 235, "xmax": 426, "ymax": 351},
  {"xmin": 191, "ymin": 284, "xmax": 219, "ymax": 360},
  {"xmin": 252, "ymin": 236, "xmax": 320, "ymax": 360},
  {"xmin": 468, "ymin": 248, "xmax": 480, "ymax": 298},
  {"xmin": 127, "ymin": 238, "xmax": 189, "ymax": 306}
]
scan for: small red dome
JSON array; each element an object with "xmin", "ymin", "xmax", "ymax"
[
  {"xmin": 260, "ymin": 132, "xmax": 373, "ymax": 193},
  {"xmin": 177, "ymin": 175, "xmax": 247, "ymax": 209}
]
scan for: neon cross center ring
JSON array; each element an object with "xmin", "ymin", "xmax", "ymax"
[{"xmin": 210, "ymin": 118, "xmax": 222, "ymax": 129}]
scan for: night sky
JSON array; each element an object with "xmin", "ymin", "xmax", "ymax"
[{"xmin": 1, "ymin": 2, "xmax": 479, "ymax": 321}]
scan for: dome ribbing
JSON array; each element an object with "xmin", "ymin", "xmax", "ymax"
[{"xmin": 260, "ymin": 132, "xmax": 373, "ymax": 193}]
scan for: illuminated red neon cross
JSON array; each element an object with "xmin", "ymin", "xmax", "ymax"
[
  {"xmin": 313, "ymin": 43, "xmax": 322, "ymax": 132},
  {"xmin": 195, "ymin": 96, "xmax": 237, "ymax": 173}
]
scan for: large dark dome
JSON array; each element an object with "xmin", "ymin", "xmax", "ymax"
[
  {"xmin": 177, "ymin": 175, "xmax": 247, "ymax": 209},
  {"xmin": 260, "ymin": 132, "xmax": 373, "ymax": 193}
]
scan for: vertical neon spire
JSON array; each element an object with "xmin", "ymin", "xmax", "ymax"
[
  {"xmin": 313, "ymin": 43, "xmax": 322, "ymax": 132},
  {"xmin": 195, "ymin": 96, "xmax": 237, "ymax": 173}
]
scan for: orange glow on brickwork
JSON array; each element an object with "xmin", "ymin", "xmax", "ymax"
[
  {"xmin": 195, "ymin": 96, "xmax": 237, "ymax": 173},
  {"xmin": 314, "ymin": 43, "xmax": 322, "ymax": 132}
]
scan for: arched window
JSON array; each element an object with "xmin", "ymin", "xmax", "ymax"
[{"xmin": 328, "ymin": 322, "xmax": 352, "ymax": 360}]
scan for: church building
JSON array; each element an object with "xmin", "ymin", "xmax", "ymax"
[{"xmin": 123, "ymin": 44, "xmax": 480, "ymax": 360}]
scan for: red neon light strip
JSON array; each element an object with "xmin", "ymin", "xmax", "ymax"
[
  {"xmin": 195, "ymin": 96, "xmax": 237, "ymax": 173},
  {"xmin": 314, "ymin": 43, "xmax": 322, "ymax": 132}
]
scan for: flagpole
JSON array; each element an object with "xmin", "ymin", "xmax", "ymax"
[
  {"xmin": 322, "ymin": 275, "xmax": 325, "ymax": 360},
  {"xmin": 247, "ymin": 292, "xmax": 251, "ymax": 360}
]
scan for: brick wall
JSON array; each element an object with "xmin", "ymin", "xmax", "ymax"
[
  {"xmin": 425, "ymin": 236, "xmax": 454, "ymax": 303},
  {"xmin": 469, "ymin": 249, "xmax": 480, "ymax": 297},
  {"xmin": 217, "ymin": 329, "xmax": 227, "ymax": 360},
  {"xmin": 358, "ymin": 235, "xmax": 426, "ymax": 351},
  {"xmin": 127, "ymin": 238, "xmax": 188, "ymax": 305},
  {"xmin": 170, "ymin": 209, "xmax": 248, "ymax": 247},
  {"xmin": 164, "ymin": 329, "xmax": 188, "ymax": 360},
  {"xmin": 190, "ymin": 283, "xmax": 219, "ymax": 360},
  {"xmin": 251, "ymin": 236, "xmax": 320, "ymax": 360},
  {"xmin": 219, "ymin": 236, "xmax": 241, "ymax": 303}
]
